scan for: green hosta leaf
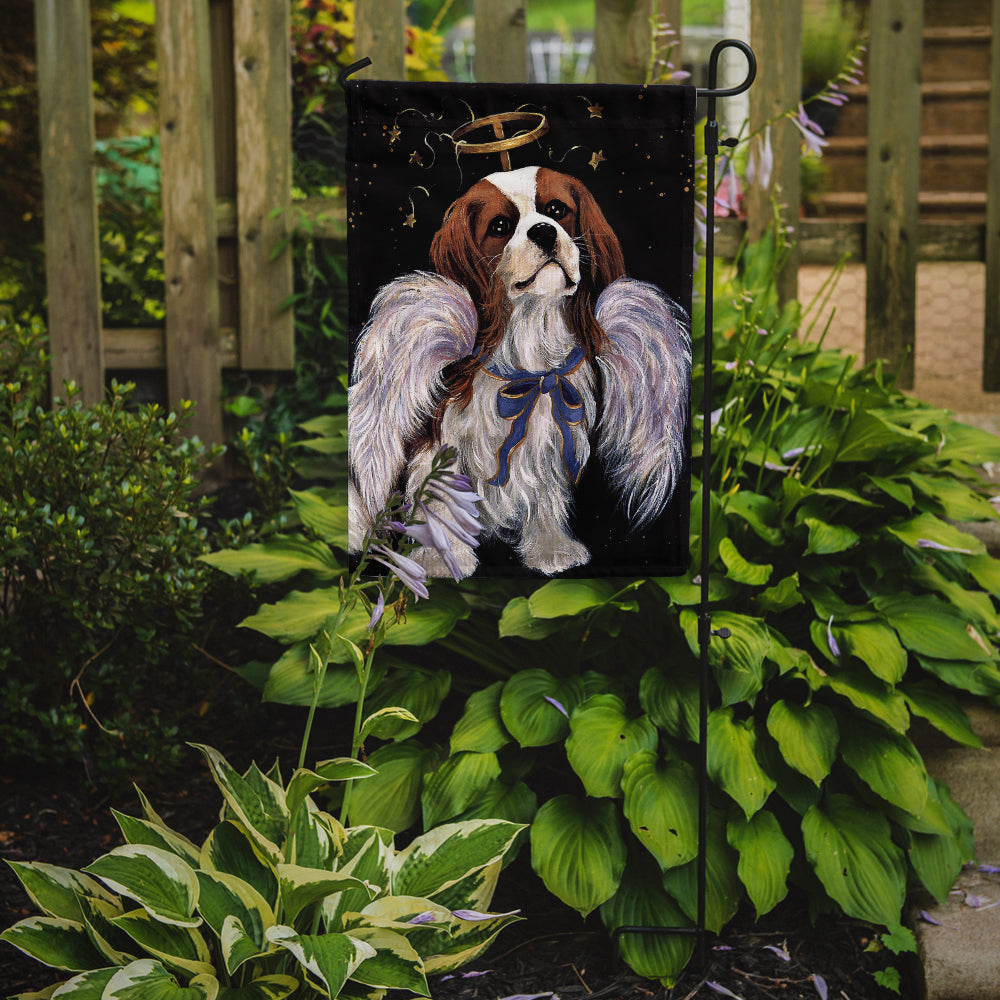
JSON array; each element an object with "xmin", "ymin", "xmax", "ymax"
[
  {"xmin": 497, "ymin": 596, "xmax": 564, "ymax": 639},
  {"xmin": 906, "ymin": 472, "xmax": 998, "ymax": 522},
  {"xmin": 756, "ymin": 573, "xmax": 804, "ymax": 614},
  {"xmin": 43, "ymin": 967, "xmax": 117, "ymax": 998},
  {"xmin": 835, "ymin": 410, "xmax": 927, "ymax": 463},
  {"xmin": 265, "ymin": 926, "xmax": 375, "ymax": 997},
  {"xmin": 599, "ymin": 853, "xmax": 694, "ymax": 987},
  {"xmin": 565, "ymin": 695, "xmax": 658, "ymax": 798},
  {"xmin": 200, "ymin": 535, "xmax": 342, "ymax": 584},
  {"xmin": 765, "ymin": 700, "xmax": 838, "ymax": 786},
  {"xmin": 5, "ymin": 862, "xmax": 118, "ymax": 922},
  {"xmin": 499, "ymin": 670, "xmax": 584, "ymax": 747},
  {"xmin": 103, "ymin": 959, "xmax": 218, "ymax": 999},
  {"xmin": 347, "ymin": 740, "xmax": 441, "ymax": 832},
  {"xmin": 360, "ymin": 706, "xmax": 421, "ymax": 742},
  {"xmin": 727, "ymin": 811, "xmax": 793, "ymax": 918},
  {"xmin": 874, "ymin": 594, "xmax": 995, "ymax": 662},
  {"xmin": 621, "ymin": 751, "xmax": 698, "ymax": 871},
  {"xmin": 393, "ymin": 820, "xmax": 524, "ymax": 900},
  {"xmin": 803, "ymin": 517, "xmax": 859, "ymax": 556},
  {"xmin": 654, "ymin": 574, "xmax": 736, "ymax": 606},
  {"xmin": 707, "ymin": 708, "xmax": 776, "ymax": 818},
  {"xmin": 453, "ymin": 779, "xmax": 538, "ymax": 827},
  {"xmin": 450, "ymin": 682, "xmax": 511, "ymax": 754},
  {"xmin": 195, "ymin": 871, "xmax": 273, "ymax": 974},
  {"xmin": 277, "ymin": 865, "xmax": 374, "ymax": 925},
  {"xmin": 76, "ymin": 894, "xmax": 138, "ymax": 966},
  {"xmin": 421, "ymin": 751, "xmax": 502, "ymax": 828},
  {"xmin": 527, "ymin": 579, "xmax": 619, "ymax": 617},
  {"xmin": 866, "ymin": 474, "xmax": 914, "ymax": 509},
  {"xmin": 680, "ymin": 610, "xmax": 770, "ymax": 706},
  {"xmin": 0, "ymin": 917, "xmax": 107, "ymax": 971},
  {"xmin": 935, "ymin": 421, "xmax": 1000, "ymax": 464},
  {"xmin": 190, "ymin": 746, "xmax": 287, "ymax": 862},
  {"xmin": 639, "ymin": 663, "xmax": 699, "ymax": 742},
  {"xmin": 724, "ymin": 490, "xmax": 784, "ymax": 545},
  {"xmin": 200, "ymin": 822, "xmax": 278, "ymax": 910},
  {"xmin": 835, "ymin": 621, "xmax": 907, "ymax": 684},
  {"xmin": 809, "ymin": 661, "xmax": 910, "ymax": 732},
  {"xmin": 966, "ymin": 553, "xmax": 1000, "ymax": 597},
  {"xmin": 112, "ymin": 812, "xmax": 201, "ymax": 868},
  {"xmin": 910, "ymin": 562, "xmax": 1000, "ymax": 633},
  {"xmin": 802, "ymin": 794, "xmax": 906, "ymax": 926},
  {"xmin": 718, "ymin": 537, "xmax": 772, "ymax": 585},
  {"xmin": 285, "ymin": 759, "xmax": 376, "ymax": 822},
  {"xmin": 661, "ymin": 810, "xmax": 741, "ymax": 934},
  {"xmin": 289, "ymin": 489, "xmax": 349, "ymax": 548},
  {"xmin": 261, "ymin": 643, "xmax": 387, "ymax": 709},
  {"xmin": 216, "ymin": 976, "xmax": 299, "ymax": 1000},
  {"xmin": 909, "ymin": 827, "xmax": 965, "ymax": 905},
  {"xmin": 362, "ymin": 667, "xmax": 451, "ymax": 740},
  {"xmin": 111, "ymin": 909, "xmax": 214, "ymax": 978},
  {"xmin": 916, "ymin": 655, "xmax": 1000, "ymax": 697},
  {"xmin": 886, "ymin": 512, "xmax": 985, "ymax": 557},
  {"xmin": 901, "ymin": 680, "xmax": 982, "ymax": 748},
  {"xmin": 839, "ymin": 718, "xmax": 929, "ymax": 817},
  {"xmin": 241, "ymin": 589, "xmax": 342, "ymax": 643},
  {"xmin": 83, "ymin": 846, "xmax": 200, "ymax": 928},
  {"xmin": 346, "ymin": 926, "xmax": 429, "ymax": 994},
  {"xmin": 530, "ymin": 795, "xmax": 626, "ymax": 917}
]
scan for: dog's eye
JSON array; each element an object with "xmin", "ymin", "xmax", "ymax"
[
  {"xmin": 486, "ymin": 216, "xmax": 513, "ymax": 238},
  {"xmin": 543, "ymin": 200, "xmax": 570, "ymax": 220}
]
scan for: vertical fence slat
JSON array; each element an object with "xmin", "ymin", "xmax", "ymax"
[
  {"xmin": 34, "ymin": 0, "xmax": 103, "ymax": 405},
  {"xmin": 983, "ymin": 0, "xmax": 1000, "ymax": 390},
  {"xmin": 157, "ymin": 0, "xmax": 223, "ymax": 445},
  {"xmin": 594, "ymin": 0, "xmax": 651, "ymax": 84},
  {"xmin": 864, "ymin": 0, "xmax": 923, "ymax": 390},
  {"xmin": 355, "ymin": 0, "xmax": 406, "ymax": 79},
  {"xmin": 233, "ymin": 0, "xmax": 294, "ymax": 370},
  {"xmin": 746, "ymin": 0, "xmax": 801, "ymax": 304},
  {"xmin": 474, "ymin": 0, "xmax": 527, "ymax": 82}
]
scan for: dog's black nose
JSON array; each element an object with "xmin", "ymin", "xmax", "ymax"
[{"xmin": 527, "ymin": 222, "xmax": 558, "ymax": 254}]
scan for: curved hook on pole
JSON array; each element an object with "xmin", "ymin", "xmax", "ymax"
[
  {"xmin": 338, "ymin": 57, "xmax": 373, "ymax": 90},
  {"xmin": 697, "ymin": 38, "xmax": 757, "ymax": 99}
]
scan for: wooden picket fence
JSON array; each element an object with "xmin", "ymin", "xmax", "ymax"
[{"xmin": 34, "ymin": 0, "xmax": 1000, "ymax": 444}]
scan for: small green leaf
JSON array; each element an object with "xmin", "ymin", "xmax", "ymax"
[
  {"xmin": 527, "ymin": 579, "xmax": 618, "ymax": 618},
  {"xmin": 803, "ymin": 517, "xmax": 859, "ymax": 556},
  {"xmin": 200, "ymin": 536, "xmax": 342, "ymax": 584},
  {"xmin": 499, "ymin": 670, "xmax": 584, "ymax": 747},
  {"xmin": 765, "ymin": 700, "xmax": 838, "ymax": 786},
  {"xmin": 450, "ymin": 682, "xmax": 511, "ymax": 754},
  {"xmin": 347, "ymin": 740, "xmax": 441, "ymax": 832},
  {"xmin": 639, "ymin": 663, "xmax": 699, "ymax": 742},
  {"xmin": 718, "ymin": 537, "xmax": 773, "ymax": 585},
  {"xmin": 727, "ymin": 811, "xmax": 793, "ymax": 917},
  {"xmin": 839, "ymin": 718, "xmax": 929, "ymax": 817},
  {"xmin": 421, "ymin": 751, "xmax": 502, "ymax": 828},
  {"xmin": 498, "ymin": 597, "xmax": 564, "ymax": 639},
  {"xmin": 707, "ymin": 708, "xmax": 776, "ymax": 818}
]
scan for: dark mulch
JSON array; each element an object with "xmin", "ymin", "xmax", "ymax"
[{"xmin": 1, "ymin": 753, "xmax": 915, "ymax": 1000}]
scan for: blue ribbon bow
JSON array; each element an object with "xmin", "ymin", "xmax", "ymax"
[{"xmin": 485, "ymin": 346, "xmax": 586, "ymax": 488}]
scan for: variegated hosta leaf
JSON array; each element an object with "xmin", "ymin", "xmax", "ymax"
[
  {"xmin": 599, "ymin": 853, "xmax": 694, "ymax": 987},
  {"xmin": 765, "ymin": 700, "xmax": 838, "ymax": 786},
  {"xmin": 621, "ymin": 751, "xmax": 699, "ymax": 871},
  {"xmin": 5, "ymin": 862, "xmax": 118, "ymax": 922},
  {"xmin": 214, "ymin": 974, "xmax": 299, "ymax": 999},
  {"xmin": 112, "ymin": 811, "xmax": 201, "ymax": 868},
  {"xmin": 323, "ymin": 829, "xmax": 393, "ymax": 931},
  {"xmin": 265, "ymin": 926, "xmax": 376, "ymax": 998},
  {"xmin": 421, "ymin": 907, "xmax": 522, "ymax": 975},
  {"xmin": 0, "ymin": 916, "xmax": 107, "ymax": 972},
  {"xmin": 565, "ymin": 695, "xmax": 658, "ymax": 799},
  {"xmin": 706, "ymin": 707, "xmax": 776, "ymax": 819},
  {"xmin": 101, "ymin": 959, "xmax": 218, "ymax": 999},
  {"xmin": 195, "ymin": 870, "xmax": 274, "ymax": 973},
  {"xmin": 802, "ymin": 793, "xmax": 906, "ymax": 927},
  {"xmin": 77, "ymin": 894, "xmax": 136, "ymax": 966},
  {"xmin": 83, "ymin": 846, "xmax": 200, "ymax": 928},
  {"xmin": 345, "ymin": 926, "xmax": 429, "ymax": 995},
  {"xmin": 285, "ymin": 761, "xmax": 375, "ymax": 825},
  {"xmin": 529, "ymin": 795, "xmax": 626, "ymax": 917},
  {"xmin": 391, "ymin": 820, "xmax": 524, "ymax": 900},
  {"xmin": 190, "ymin": 745, "xmax": 287, "ymax": 863},
  {"xmin": 288, "ymin": 801, "xmax": 343, "ymax": 870},
  {"xmin": 200, "ymin": 822, "xmax": 278, "ymax": 910},
  {"xmin": 276, "ymin": 864, "xmax": 376, "ymax": 925},
  {"xmin": 727, "ymin": 810, "xmax": 793, "ymax": 918},
  {"xmin": 424, "ymin": 859, "xmax": 501, "ymax": 916},
  {"xmin": 47, "ymin": 966, "xmax": 118, "ymax": 997},
  {"xmin": 110, "ymin": 908, "xmax": 214, "ymax": 978}
]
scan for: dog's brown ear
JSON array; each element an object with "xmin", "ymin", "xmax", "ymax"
[{"xmin": 573, "ymin": 180, "xmax": 626, "ymax": 290}]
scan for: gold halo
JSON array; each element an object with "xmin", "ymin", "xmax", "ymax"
[{"xmin": 453, "ymin": 112, "xmax": 549, "ymax": 170}]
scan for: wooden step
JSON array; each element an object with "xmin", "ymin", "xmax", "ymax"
[
  {"xmin": 814, "ymin": 190, "xmax": 987, "ymax": 222},
  {"xmin": 921, "ymin": 0, "xmax": 991, "ymax": 28},
  {"xmin": 822, "ymin": 134, "xmax": 989, "ymax": 193},
  {"xmin": 922, "ymin": 25, "xmax": 993, "ymax": 83},
  {"xmin": 834, "ymin": 80, "xmax": 991, "ymax": 138}
]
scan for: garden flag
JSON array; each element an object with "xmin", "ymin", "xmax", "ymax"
[{"xmin": 344, "ymin": 79, "xmax": 695, "ymax": 577}]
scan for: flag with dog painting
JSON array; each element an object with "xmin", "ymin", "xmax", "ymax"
[{"xmin": 344, "ymin": 79, "xmax": 695, "ymax": 578}]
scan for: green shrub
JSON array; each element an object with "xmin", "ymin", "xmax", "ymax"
[
  {"xmin": 1, "ymin": 743, "xmax": 524, "ymax": 998},
  {"xmin": 0, "ymin": 317, "xmax": 220, "ymax": 783}
]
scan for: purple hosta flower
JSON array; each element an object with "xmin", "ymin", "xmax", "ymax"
[
  {"xmin": 497, "ymin": 994, "xmax": 558, "ymax": 1000},
  {"xmin": 812, "ymin": 974, "xmax": 828, "ymax": 1000},
  {"xmin": 706, "ymin": 983, "xmax": 742, "ymax": 999},
  {"xmin": 763, "ymin": 944, "xmax": 791, "ymax": 962},
  {"xmin": 917, "ymin": 538, "xmax": 973, "ymax": 555},
  {"xmin": 791, "ymin": 104, "xmax": 829, "ymax": 157},
  {"xmin": 747, "ymin": 124, "xmax": 774, "ymax": 191},
  {"xmin": 544, "ymin": 695, "xmax": 569, "ymax": 718},
  {"xmin": 827, "ymin": 615, "xmax": 842, "ymax": 658},
  {"xmin": 451, "ymin": 908, "xmax": 521, "ymax": 921},
  {"xmin": 919, "ymin": 909, "xmax": 958, "ymax": 929},
  {"xmin": 407, "ymin": 911, "xmax": 438, "ymax": 925},
  {"xmin": 367, "ymin": 590, "xmax": 385, "ymax": 631},
  {"xmin": 979, "ymin": 864, "xmax": 1000, "ymax": 874},
  {"xmin": 441, "ymin": 970, "xmax": 493, "ymax": 982},
  {"xmin": 370, "ymin": 544, "xmax": 429, "ymax": 600}
]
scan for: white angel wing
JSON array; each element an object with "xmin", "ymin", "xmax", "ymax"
[
  {"xmin": 595, "ymin": 277, "xmax": 692, "ymax": 527},
  {"xmin": 348, "ymin": 272, "xmax": 478, "ymax": 541}
]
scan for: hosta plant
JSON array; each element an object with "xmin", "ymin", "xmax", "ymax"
[{"xmin": 1, "ymin": 744, "xmax": 523, "ymax": 999}]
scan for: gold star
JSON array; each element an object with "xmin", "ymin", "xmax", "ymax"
[
  {"xmin": 389, "ymin": 125, "xmax": 401, "ymax": 144},
  {"xmin": 409, "ymin": 150, "xmax": 423, "ymax": 166},
  {"xmin": 587, "ymin": 103, "xmax": 604, "ymax": 118},
  {"xmin": 589, "ymin": 150, "xmax": 606, "ymax": 170},
  {"xmin": 403, "ymin": 213, "xmax": 416, "ymax": 228}
]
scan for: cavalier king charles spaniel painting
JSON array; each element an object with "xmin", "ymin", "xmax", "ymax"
[{"xmin": 348, "ymin": 164, "xmax": 691, "ymax": 577}]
